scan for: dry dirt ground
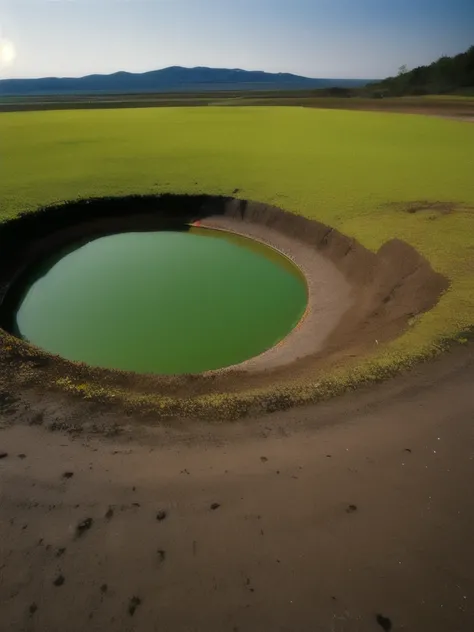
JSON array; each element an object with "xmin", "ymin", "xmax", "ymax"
[{"xmin": 1, "ymin": 343, "xmax": 473, "ymax": 632}]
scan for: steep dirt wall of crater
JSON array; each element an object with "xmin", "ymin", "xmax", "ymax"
[
  {"xmin": 210, "ymin": 198, "xmax": 448, "ymax": 367},
  {"xmin": 0, "ymin": 194, "xmax": 449, "ymax": 400}
]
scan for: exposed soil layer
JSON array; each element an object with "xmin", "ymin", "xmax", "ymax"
[
  {"xmin": 197, "ymin": 218, "xmax": 353, "ymax": 373},
  {"xmin": 0, "ymin": 194, "xmax": 448, "ymax": 416}
]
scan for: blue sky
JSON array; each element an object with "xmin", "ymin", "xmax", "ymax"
[{"xmin": 0, "ymin": 0, "xmax": 473, "ymax": 79}]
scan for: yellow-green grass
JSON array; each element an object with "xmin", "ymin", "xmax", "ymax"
[{"xmin": 1, "ymin": 107, "xmax": 473, "ymax": 417}]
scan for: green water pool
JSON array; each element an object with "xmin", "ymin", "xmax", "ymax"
[{"xmin": 11, "ymin": 226, "xmax": 307, "ymax": 375}]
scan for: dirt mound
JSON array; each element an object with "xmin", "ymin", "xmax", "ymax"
[{"xmin": 0, "ymin": 194, "xmax": 448, "ymax": 412}]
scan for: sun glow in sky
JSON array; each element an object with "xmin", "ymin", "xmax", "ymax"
[
  {"xmin": 0, "ymin": 37, "xmax": 16, "ymax": 67},
  {"xmin": 0, "ymin": 0, "xmax": 473, "ymax": 80}
]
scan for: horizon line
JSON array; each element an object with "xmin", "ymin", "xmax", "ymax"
[{"xmin": 0, "ymin": 64, "xmax": 379, "ymax": 82}]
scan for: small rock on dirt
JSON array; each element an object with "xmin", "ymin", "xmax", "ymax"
[
  {"xmin": 17, "ymin": 454, "xmax": 27, "ymax": 459},
  {"xmin": 157, "ymin": 549, "xmax": 166, "ymax": 564},
  {"xmin": 53, "ymin": 574, "xmax": 65, "ymax": 587},
  {"xmin": 62, "ymin": 472, "xmax": 74, "ymax": 479},
  {"xmin": 156, "ymin": 510, "xmax": 167, "ymax": 522},
  {"xmin": 346, "ymin": 504, "xmax": 358, "ymax": 514},
  {"xmin": 105, "ymin": 507, "xmax": 114, "ymax": 520},
  {"xmin": 29, "ymin": 603, "xmax": 38, "ymax": 615},
  {"xmin": 260, "ymin": 456, "xmax": 268, "ymax": 463},
  {"xmin": 210, "ymin": 503, "xmax": 221, "ymax": 511},
  {"xmin": 128, "ymin": 596, "xmax": 142, "ymax": 616},
  {"xmin": 376, "ymin": 614, "xmax": 392, "ymax": 631},
  {"xmin": 100, "ymin": 584, "xmax": 108, "ymax": 594},
  {"xmin": 0, "ymin": 452, "xmax": 8, "ymax": 459},
  {"xmin": 76, "ymin": 518, "xmax": 93, "ymax": 537},
  {"xmin": 245, "ymin": 578, "xmax": 255, "ymax": 593}
]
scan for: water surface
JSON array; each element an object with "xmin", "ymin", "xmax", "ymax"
[{"xmin": 13, "ymin": 227, "xmax": 307, "ymax": 374}]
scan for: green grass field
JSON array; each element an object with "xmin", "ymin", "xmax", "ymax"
[{"xmin": 1, "ymin": 106, "xmax": 473, "ymax": 413}]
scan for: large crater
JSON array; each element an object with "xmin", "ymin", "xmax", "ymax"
[{"xmin": 0, "ymin": 194, "xmax": 448, "ymax": 409}]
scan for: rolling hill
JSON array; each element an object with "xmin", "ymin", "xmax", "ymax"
[
  {"xmin": 370, "ymin": 45, "xmax": 474, "ymax": 96},
  {"xmin": 0, "ymin": 66, "xmax": 372, "ymax": 96}
]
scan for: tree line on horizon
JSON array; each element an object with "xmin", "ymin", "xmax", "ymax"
[{"xmin": 370, "ymin": 44, "xmax": 474, "ymax": 97}]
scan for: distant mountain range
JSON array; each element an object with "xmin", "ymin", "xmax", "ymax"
[{"xmin": 0, "ymin": 66, "xmax": 372, "ymax": 96}]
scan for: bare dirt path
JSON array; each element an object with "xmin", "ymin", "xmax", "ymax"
[{"xmin": 1, "ymin": 344, "xmax": 474, "ymax": 632}]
